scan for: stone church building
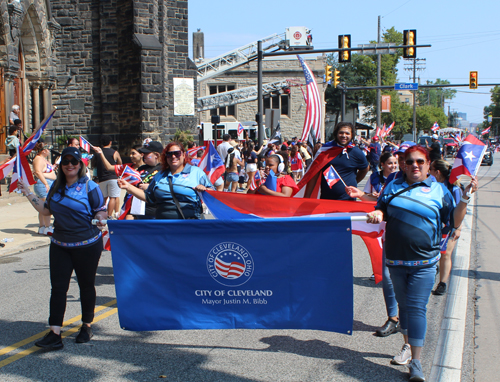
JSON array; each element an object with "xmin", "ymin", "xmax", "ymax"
[{"xmin": 0, "ymin": 0, "xmax": 196, "ymax": 155}]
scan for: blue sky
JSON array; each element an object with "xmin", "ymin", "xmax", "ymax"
[{"xmin": 189, "ymin": 0, "xmax": 500, "ymax": 124}]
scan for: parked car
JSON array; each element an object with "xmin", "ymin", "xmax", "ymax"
[{"xmin": 481, "ymin": 140, "xmax": 494, "ymax": 166}]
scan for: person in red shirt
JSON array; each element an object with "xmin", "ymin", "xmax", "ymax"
[{"xmin": 248, "ymin": 153, "xmax": 298, "ymax": 197}]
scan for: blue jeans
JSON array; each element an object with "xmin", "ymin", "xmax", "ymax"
[
  {"xmin": 389, "ymin": 265, "xmax": 436, "ymax": 347},
  {"xmin": 382, "ymin": 248, "xmax": 398, "ymax": 318}
]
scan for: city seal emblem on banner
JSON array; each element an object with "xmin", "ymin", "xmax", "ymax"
[{"xmin": 207, "ymin": 242, "xmax": 254, "ymax": 287}]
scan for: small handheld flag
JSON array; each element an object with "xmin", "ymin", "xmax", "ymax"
[
  {"xmin": 449, "ymin": 134, "xmax": 486, "ymax": 184},
  {"xmin": 481, "ymin": 126, "xmax": 491, "ymax": 136},
  {"xmin": 249, "ymin": 170, "xmax": 261, "ymax": 191},
  {"xmin": 120, "ymin": 165, "xmax": 142, "ymax": 186},
  {"xmin": 237, "ymin": 123, "xmax": 244, "ymax": 136},
  {"xmin": 79, "ymin": 136, "xmax": 92, "ymax": 153},
  {"xmin": 323, "ymin": 165, "xmax": 346, "ymax": 188},
  {"xmin": 198, "ymin": 141, "xmax": 225, "ymax": 184},
  {"xmin": 431, "ymin": 122, "xmax": 440, "ymax": 132}
]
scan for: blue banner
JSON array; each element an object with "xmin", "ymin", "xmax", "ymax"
[{"xmin": 108, "ymin": 217, "xmax": 353, "ymax": 333}]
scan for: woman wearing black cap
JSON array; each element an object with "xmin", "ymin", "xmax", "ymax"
[{"xmin": 18, "ymin": 147, "xmax": 107, "ymax": 350}]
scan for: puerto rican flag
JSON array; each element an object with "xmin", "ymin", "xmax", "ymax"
[
  {"xmin": 449, "ymin": 134, "xmax": 487, "ymax": 184},
  {"xmin": 22, "ymin": 108, "xmax": 57, "ymax": 156},
  {"xmin": 323, "ymin": 165, "xmax": 341, "ymax": 188},
  {"xmin": 188, "ymin": 146, "xmax": 205, "ymax": 158},
  {"xmin": 79, "ymin": 136, "xmax": 92, "ymax": 152},
  {"xmin": 249, "ymin": 170, "xmax": 261, "ymax": 191},
  {"xmin": 120, "ymin": 165, "xmax": 142, "ymax": 186},
  {"xmin": 382, "ymin": 122, "xmax": 395, "ymax": 137},
  {"xmin": 198, "ymin": 141, "xmax": 225, "ymax": 183},
  {"xmin": 237, "ymin": 123, "xmax": 244, "ymax": 136},
  {"xmin": 375, "ymin": 126, "xmax": 381, "ymax": 138},
  {"xmin": 451, "ymin": 133, "xmax": 462, "ymax": 143},
  {"xmin": 431, "ymin": 121, "xmax": 440, "ymax": 132},
  {"xmin": 481, "ymin": 126, "xmax": 491, "ymax": 135},
  {"xmin": 8, "ymin": 144, "xmax": 36, "ymax": 193},
  {"xmin": 297, "ymin": 56, "xmax": 322, "ymax": 143},
  {"xmin": 200, "ymin": 190, "xmax": 385, "ymax": 283}
]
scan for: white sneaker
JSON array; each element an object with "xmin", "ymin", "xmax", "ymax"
[
  {"xmin": 391, "ymin": 343, "xmax": 412, "ymax": 365},
  {"xmin": 45, "ymin": 226, "xmax": 54, "ymax": 236},
  {"xmin": 38, "ymin": 226, "xmax": 47, "ymax": 235}
]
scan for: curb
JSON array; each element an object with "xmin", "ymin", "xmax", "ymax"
[
  {"xmin": 1, "ymin": 240, "xmax": 50, "ymax": 257},
  {"xmin": 429, "ymin": 194, "xmax": 475, "ymax": 381}
]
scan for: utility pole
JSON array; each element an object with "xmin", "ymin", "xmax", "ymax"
[
  {"xmin": 404, "ymin": 58, "xmax": 426, "ymax": 141},
  {"xmin": 376, "ymin": 16, "xmax": 381, "ymax": 131},
  {"xmin": 257, "ymin": 41, "xmax": 264, "ymax": 147}
]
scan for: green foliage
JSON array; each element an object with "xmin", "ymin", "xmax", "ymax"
[
  {"xmin": 172, "ymin": 129, "xmax": 194, "ymax": 149},
  {"xmin": 55, "ymin": 134, "xmax": 75, "ymax": 147},
  {"xmin": 417, "ymin": 79, "xmax": 456, "ymax": 108},
  {"xmin": 483, "ymin": 86, "xmax": 500, "ymax": 135},
  {"xmin": 416, "ymin": 105, "xmax": 448, "ymax": 134},
  {"xmin": 380, "ymin": 94, "xmax": 413, "ymax": 139}
]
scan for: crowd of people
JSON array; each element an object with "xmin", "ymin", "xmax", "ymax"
[{"xmin": 12, "ymin": 120, "xmax": 480, "ymax": 382}]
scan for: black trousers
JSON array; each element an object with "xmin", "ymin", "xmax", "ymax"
[{"xmin": 48, "ymin": 239, "xmax": 102, "ymax": 326}]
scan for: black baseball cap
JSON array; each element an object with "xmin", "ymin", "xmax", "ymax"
[
  {"xmin": 138, "ymin": 141, "xmax": 163, "ymax": 154},
  {"xmin": 61, "ymin": 147, "xmax": 82, "ymax": 161}
]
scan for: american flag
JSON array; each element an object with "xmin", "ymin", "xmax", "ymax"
[
  {"xmin": 120, "ymin": 165, "xmax": 142, "ymax": 185},
  {"xmin": 431, "ymin": 122, "xmax": 440, "ymax": 132},
  {"xmin": 188, "ymin": 146, "xmax": 205, "ymax": 157},
  {"xmin": 481, "ymin": 126, "xmax": 491, "ymax": 135},
  {"xmin": 198, "ymin": 141, "xmax": 225, "ymax": 183},
  {"xmin": 323, "ymin": 165, "xmax": 342, "ymax": 188},
  {"xmin": 249, "ymin": 170, "xmax": 261, "ymax": 191},
  {"xmin": 79, "ymin": 136, "xmax": 92, "ymax": 152},
  {"xmin": 215, "ymin": 257, "xmax": 245, "ymax": 279},
  {"xmin": 237, "ymin": 123, "xmax": 244, "ymax": 136},
  {"xmin": 297, "ymin": 56, "xmax": 322, "ymax": 143}
]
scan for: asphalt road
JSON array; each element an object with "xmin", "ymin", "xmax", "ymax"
[{"xmin": 0, "ymin": 232, "xmax": 446, "ymax": 381}]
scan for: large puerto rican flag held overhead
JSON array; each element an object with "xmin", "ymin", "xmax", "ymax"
[
  {"xmin": 297, "ymin": 55, "xmax": 322, "ymax": 143},
  {"xmin": 201, "ymin": 190, "xmax": 385, "ymax": 284},
  {"xmin": 449, "ymin": 134, "xmax": 486, "ymax": 184}
]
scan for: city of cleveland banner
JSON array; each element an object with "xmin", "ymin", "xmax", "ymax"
[
  {"xmin": 108, "ymin": 217, "xmax": 353, "ymax": 334},
  {"xmin": 200, "ymin": 190, "xmax": 384, "ymax": 283}
]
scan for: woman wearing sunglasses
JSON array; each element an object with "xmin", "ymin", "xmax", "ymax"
[
  {"xmin": 366, "ymin": 145, "xmax": 477, "ymax": 381},
  {"xmin": 18, "ymin": 147, "xmax": 107, "ymax": 349},
  {"xmin": 118, "ymin": 142, "xmax": 212, "ymax": 219}
]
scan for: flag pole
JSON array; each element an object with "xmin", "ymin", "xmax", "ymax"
[{"xmin": 331, "ymin": 165, "xmax": 347, "ymax": 187}]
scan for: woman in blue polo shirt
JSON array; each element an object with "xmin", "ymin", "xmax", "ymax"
[
  {"xmin": 119, "ymin": 142, "xmax": 213, "ymax": 219},
  {"xmin": 19, "ymin": 147, "xmax": 107, "ymax": 350},
  {"xmin": 367, "ymin": 145, "xmax": 478, "ymax": 381}
]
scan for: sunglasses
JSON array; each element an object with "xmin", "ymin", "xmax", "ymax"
[
  {"xmin": 405, "ymin": 159, "xmax": 426, "ymax": 166},
  {"xmin": 165, "ymin": 150, "xmax": 182, "ymax": 158},
  {"xmin": 61, "ymin": 158, "xmax": 80, "ymax": 166}
]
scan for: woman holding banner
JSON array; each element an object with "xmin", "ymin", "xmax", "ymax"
[
  {"xmin": 118, "ymin": 142, "xmax": 212, "ymax": 219},
  {"xmin": 367, "ymin": 145, "xmax": 478, "ymax": 381},
  {"xmin": 32, "ymin": 142, "xmax": 56, "ymax": 235},
  {"xmin": 19, "ymin": 147, "xmax": 107, "ymax": 349}
]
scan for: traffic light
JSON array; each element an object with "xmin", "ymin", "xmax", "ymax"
[
  {"xmin": 325, "ymin": 65, "xmax": 332, "ymax": 83},
  {"xmin": 333, "ymin": 69, "xmax": 340, "ymax": 88},
  {"xmin": 403, "ymin": 30, "xmax": 417, "ymax": 58},
  {"xmin": 338, "ymin": 35, "xmax": 351, "ymax": 63},
  {"xmin": 469, "ymin": 71, "xmax": 478, "ymax": 89}
]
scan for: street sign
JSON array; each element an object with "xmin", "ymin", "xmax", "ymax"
[
  {"xmin": 357, "ymin": 43, "xmax": 396, "ymax": 55},
  {"xmin": 394, "ymin": 83, "xmax": 419, "ymax": 90}
]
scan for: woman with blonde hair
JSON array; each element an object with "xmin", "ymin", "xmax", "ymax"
[{"xmin": 32, "ymin": 142, "xmax": 56, "ymax": 235}]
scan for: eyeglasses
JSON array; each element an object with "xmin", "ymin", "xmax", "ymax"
[
  {"xmin": 405, "ymin": 159, "xmax": 426, "ymax": 166},
  {"xmin": 61, "ymin": 158, "xmax": 80, "ymax": 166},
  {"xmin": 165, "ymin": 150, "xmax": 182, "ymax": 158}
]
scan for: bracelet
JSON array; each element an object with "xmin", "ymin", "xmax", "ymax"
[{"xmin": 460, "ymin": 196, "xmax": 470, "ymax": 204}]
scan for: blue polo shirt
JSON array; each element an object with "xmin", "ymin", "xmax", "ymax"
[
  {"xmin": 376, "ymin": 176, "xmax": 455, "ymax": 267},
  {"xmin": 320, "ymin": 145, "xmax": 369, "ymax": 200},
  {"xmin": 46, "ymin": 177, "xmax": 106, "ymax": 247},
  {"xmin": 145, "ymin": 164, "xmax": 213, "ymax": 219}
]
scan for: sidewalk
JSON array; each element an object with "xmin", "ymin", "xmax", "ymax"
[{"xmin": 0, "ymin": 184, "xmax": 50, "ymax": 256}]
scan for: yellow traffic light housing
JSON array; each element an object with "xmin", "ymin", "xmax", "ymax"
[
  {"xmin": 338, "ymin": 35, "xmax": 351, "ymax": 63},
  {"xmin": 403, "ymin": 30, "xmax": 417, "ymax": 58},
  {"xmin": 469, "ymin": 71, "xmax": 478, "ymax": 89},
  {"xmin": 325, "ymin": 65, "xmax": 332, "ymax": 83},
  {"xmin": 333, "ymin": 69, "xmax": 340, "ymax": 88}
]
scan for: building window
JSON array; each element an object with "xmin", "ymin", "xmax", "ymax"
[
  {"xmin": 209, "ymin": 84, "xmax": 235, "ymax": 117},
  {"xmin": 264, "ymin": 94, "xmax": 290, "ymax": 117}
]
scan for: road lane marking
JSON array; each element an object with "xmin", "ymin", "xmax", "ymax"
[
  {"xmin": 0, "ymin": 299, "xmax": 116, "ymax": 358},
  {"xmin": 0, "ymin": 307, "xmax": 118, "ymax": 368}
]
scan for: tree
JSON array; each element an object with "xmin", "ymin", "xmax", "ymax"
[
  {"xmin": 416, "ymin": 105, "xmax": 448, "ymax": 135},
  {"xmin": 417, "ymin": 79, "xmax": 457, "ymax": 109},
  {"xmin": 483, "ymin": 86, "xmax": 500, "ymax": 136}
]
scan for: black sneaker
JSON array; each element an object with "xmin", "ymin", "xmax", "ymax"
[
  {"xmin": 433, "ymin": 282, "xmax": 447, "ymax": 296},
  {"xmin": 35, "ymin": 331, "xmax": 63, "ymax": 349},
  {"xmin": 375, "ymin": 318, "xmax": 400, "ymax": 337},
  {"xmin": 76, "ymin": 325, "xmax": 93, "ymax": 343}
]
